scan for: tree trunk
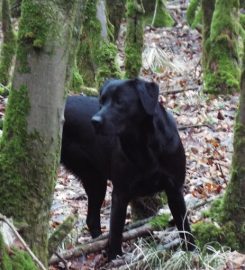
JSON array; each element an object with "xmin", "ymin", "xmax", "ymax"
[
  {"xmin": 203, "ymin": 0, "xmax": 241, "ymax": 94},
  {"xmin": 222, "ymin": 45, "xmax": 245, "ymax": 251},
  {"xmin": 150, "ymin": 0, "xmax": 174, "ymax": 27},
  {"xmin": 0, "ymin": 0, "xmax": 16, "ymax": 86},
  {"xmin": 186, "ymin": 0, "xmax": 200, "ymax": 27},
  {"xmin": 10, "ymin": 0, "xmax": 22, "ymax": 17},
  {"xmin": 0, "ymin": 0, "xmax": 84, "ymax": 266},
  {"xmin": 76, "ymin": 0, "xmax": 121, "ymax": 91},
  {"xmin": 105, "ymin": 0, "xmax": 126, "ymax": 40},
  {"xmin": 201, "ymin": 0, "xmax": 215, "ymax": 69},
  {"xmin": 125, "ymin": 0, "xmax": 144, "ymax": 78}
]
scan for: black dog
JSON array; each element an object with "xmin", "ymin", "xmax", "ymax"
[{"xmin": 61, "ymin": 78, "xmax": 195, "ymax": 260}]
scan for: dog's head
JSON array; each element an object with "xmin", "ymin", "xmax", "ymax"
[{"xmin": 91, "ymin": 78, "xmax": 159, "ymax": 135}]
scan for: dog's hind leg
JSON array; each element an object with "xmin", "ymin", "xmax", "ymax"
[
  {"xmin": 82, "ymin": 174, "xmax": 107, "ymax": 238},
  {"xmin": 166, "ymin": 187, "xmax": 195, "ymax": 250}
]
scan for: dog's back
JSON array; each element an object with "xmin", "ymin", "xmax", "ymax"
[{"xmin": 61, "ymin": 95, "xmax": 113, "ymax": 180}]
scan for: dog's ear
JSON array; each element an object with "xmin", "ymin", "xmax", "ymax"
[{"xmin": 134, "ymin": 79, "xmax": 159, "ymax": 115}]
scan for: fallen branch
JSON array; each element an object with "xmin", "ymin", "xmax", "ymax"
[
  {"xmin": 89, "ymin": 216, "xmax": 153, "ymax": 244},
  {"xmin": 49, "ymin": 223, "xmax": 153, "ymax": 265},
  {"xmin": 0, "ymin": 213, "xmax": 47, "ymax": 270}
]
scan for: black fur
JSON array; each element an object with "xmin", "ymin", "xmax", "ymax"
[{"xmin": 61, "ymin": 78, "xmax": 195, "ymax": 260}]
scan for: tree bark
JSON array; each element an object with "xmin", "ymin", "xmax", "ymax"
[
  {"xmin": 0, "ymin": 0, "xmax": 84, "ymax": 266},
  {"xmin": 222, "ymin": 45, "xmax": 245, "ymax": 251}
]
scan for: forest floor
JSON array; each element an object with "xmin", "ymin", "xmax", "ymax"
[{"xmin": 0, "ymin": 1, "xmax": 244, "ymax": 270}]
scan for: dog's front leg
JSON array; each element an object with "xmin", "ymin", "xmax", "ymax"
[{"xmin": 108, "ymin": 189, "xmax": 129, "ymax": 260}]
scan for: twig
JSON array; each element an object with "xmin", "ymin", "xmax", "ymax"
[
  {"xmin": 0, "ymin": 214, "xmax": 47, "ymax": 270},
  {"xmin": 178, "ymin": 123, "xmax": 215, "ymax": 132},
  {"xmin": 54, "ymin": 252, "xmax": 69, "ymax": 270},
  {"xmin": 161, "ymin": 86, "xmax": 200, "ymax": 95},
  {"xmin": 190, "ymin": 194, "xmax": 223, "ymax": 211}
]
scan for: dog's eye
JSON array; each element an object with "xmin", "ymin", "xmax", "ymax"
[{"xmin": 114, "ymin": 96, "xmax": 124, "ymax": 105}]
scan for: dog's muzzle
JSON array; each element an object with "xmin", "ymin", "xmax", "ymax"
[{"xmin": 91, "ymin": 114, "xmax": 104, "ymax": 133}]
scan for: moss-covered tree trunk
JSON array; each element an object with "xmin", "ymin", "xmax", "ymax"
[
  {"xmin": 142, "ymin": 0, "xmax": 174, "ymax": 27},
  {"xmin": 222, "ymin": 46, "xmax": 245, "ymax": 251},
  {"xmin": 0, "ymin": 0, "xmax": 16, "ymax": 86},
  {"xmin": 125, "ymin": 0, "xmax": 144, "ymax": 78},
  {"xmin": 10, "ymin": 0, "xmax": 22, "ymax": 17},
  {"xmin": 76, "ymin": 0, "xmax": 121, "ymax": 92},
  {"xmin": 105, "ymin": 0, "xmax": 126, "ymax": 40},
  {"xmin": 0, "ymin": 0, "xmax": 84, "ymax": 266},
  {"xmin": 203, "ymin": 0, "xmax": 241, "ymax": 94},
  {"xmin": 186, "ymin": 0, "xmax": 201, "ymax": 28},
  {"xmin": 201, "ymin": 0, "xmax": 215, "ymax": 69}
]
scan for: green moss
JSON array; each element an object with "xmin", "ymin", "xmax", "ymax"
[
  {"xmin": 0, "ymin": 86, "xmax": 31, "ymax": 220},
  {"xmin": 150, "ymin": 213, "xmax": 170, "ymax": 230},
  {"xmin": 0, "ymin": 233, "xmax": 13, "ymax": 270},
  {"xmin": 95, "ymin": 41, "xmax": 121, "ymax": 87},
  {"xmin": 193, "ymin": 221, "xmax": 239, "ymax": 251},
  {"xmin": 19, "ymin": 1, "xmax": 55, "ymax": 49},
  {"xmin": 0, "ymin": 233, "xmax": 37, "ymax": 270},
  {"xmin": 193, "ymin": 195, "xmax": 242, "ymax": 251},
  {"xmin": 11, "ymin": 249, "xmax": 38, "ymax": 270},
  {"xmin": 191, "ymin": 7, "xmax": 202, "ymax": 29},
  {"xmin": 186, "ymin": 0, "xmax": 200, "ymax": 27},
  {"xmin": 16, "ymin": 0, "xmax": 59, "ymax": 73},
  {"xmin": 203, "ymin": 197, "xmax": 224, "ymax": 222},
  {"xmin": 0, "ymin": 84, "xmax": 10, "ymax": 97},
  {"xmin": 241, "ymin": 13, "xmax": 245, "ymax": 29},
  {"xmin": 77, "ymin": 0, "xmax": 121, "ymax": 87},
  {"xmin": 70, "ymin": 65, "xmax": 84, "ymax": 92},
  {"xmin": 149, "ymin": 0, "xmax": 174, "ymax": 28},
  {"xmin": 0, "ymin": 85, "xmax": 60, "ymax": 263}
]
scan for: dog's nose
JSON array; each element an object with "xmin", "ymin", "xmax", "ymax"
[{"xmin": 91, "ymin": 115, "xmax": 103, "ymax": 130}]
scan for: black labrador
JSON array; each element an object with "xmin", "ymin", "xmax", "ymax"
[{"xmin": 61, "ymin": 78, "xmax": 195, "ymax": 260}]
